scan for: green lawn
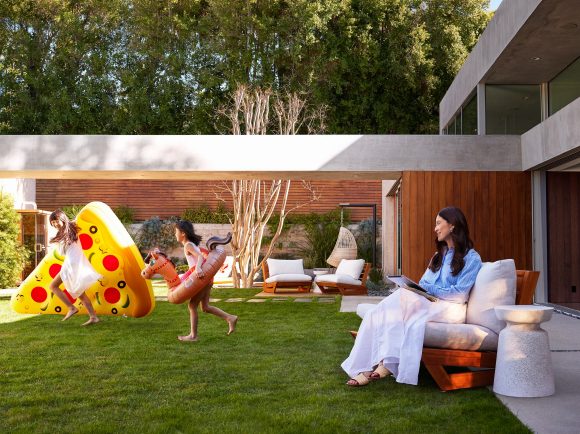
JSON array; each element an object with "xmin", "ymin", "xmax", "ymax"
[{"xmin": 0, "ymin": 289, "xmax": 529, "ymax": 433}]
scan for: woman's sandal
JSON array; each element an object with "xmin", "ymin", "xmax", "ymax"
[
  {"xmin": 346, "ymin": 372, "xmax": 371, "ymax": 387},
  {"xmin": 370, "ymin": 363, "xmax": 390, "ymax": 381}
]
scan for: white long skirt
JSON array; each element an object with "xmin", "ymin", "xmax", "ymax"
[
  {"xmin": 59, "ymin": 241, "xmax": 102, "ymax": 298},
  {"xmin": 341, "ymin": 288, "xmax": 466, "ymax": 385}
]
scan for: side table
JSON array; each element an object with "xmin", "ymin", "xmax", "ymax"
[
  {"xmin": 312, "ymin": 269, "xmax": 330, "ymax": 294},
  {"xmin": 493, "ymin": 305, "xmax": 555, "ymax": 397}
]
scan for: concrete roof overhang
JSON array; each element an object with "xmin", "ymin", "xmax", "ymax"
[
  {"xmin": 440, "ymin": 0, "xmax": 580, "ymax": 128},
  {"xmin": 485, "ymin": 0, "xmax": 580, "ymax": 84},
  {"xmin": 0, "ymin": 135, "xmax": 522, "ymax": 180}
]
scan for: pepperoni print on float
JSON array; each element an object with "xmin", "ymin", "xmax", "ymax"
[{"xmin": 11, "ymin": 202, "xmax": 155, "ymax": 318}]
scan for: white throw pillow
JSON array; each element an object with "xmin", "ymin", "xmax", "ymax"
[
  {"xmin": 336, "ymin": 259, "xmax": 365, "ymax": 279},
  {"xmin": 466, "ymin": 259, "xmax": 516, "ymax": 335},
  {"xmin": 267, "ymin": 258, "xmax": 304, "ymax": 276}
]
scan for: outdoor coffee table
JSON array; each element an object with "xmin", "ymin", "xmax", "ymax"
[{"xmin": 493, "ymin": 305, "xmax": 555, "ymax": 397}]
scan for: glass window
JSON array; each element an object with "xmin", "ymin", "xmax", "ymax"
[
  {"xmin": 486, "ymin": 85, "xmax": 541, "ymax": 134},
  {"xmin": 549, "ymin": 57, "xmax": 580, "ymax": 115},
  {"xmin": 461, "ymin": 93, "xmax": 477, "ymax": 134}
]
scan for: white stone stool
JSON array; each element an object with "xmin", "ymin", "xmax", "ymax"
[{"xmin": 493, "ymin": 305, "xmax": 555, "ymax": 397}]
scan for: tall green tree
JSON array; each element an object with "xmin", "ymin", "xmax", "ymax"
[{"xmin": 0, "ymin": 0, "xmax": 491, "ymax": 134}]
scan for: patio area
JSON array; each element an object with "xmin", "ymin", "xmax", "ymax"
[{"xmin": 341, "ymin": 296, "xmax": 580, "ymax": 434}]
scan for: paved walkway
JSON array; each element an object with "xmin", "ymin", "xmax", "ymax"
[{"xmin": 340, "ymin": 296, "xmax": 580, "ymax": 434}]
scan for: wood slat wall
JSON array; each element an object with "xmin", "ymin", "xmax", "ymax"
[
  {"xmin": 401, "ymin": 171, "xmax": 533, "ymax": 282},
  {"xmin": 36, "ymin": 180, "xmax": 382, "ymax": 222},
  {"xmin": 546, "ymin": 172, "xmax": 580, "ymax": 304}
]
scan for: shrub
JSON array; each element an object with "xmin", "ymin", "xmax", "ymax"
[
  {"xmin": 61, "ymin": 204, "xmax": 85, "ymax": 220},
  {"xmin": 297, "ymin": 209, "xmax": 350, "ymax": 269},
  {"xmin": 0, "ymin": 193, "xmax": 28, "ymax": 288},
  {"xmin": 135, "ymin": 216, "xmax": 180, "ymax": 253},
  {"xmin": 181, "ymin": 202, "xmax": 231, "ymax": 224},
  {"xmin": 113, "ymin": 205, "xmax": 135, "ymax": 224},
  {"xmin": 355, "ymin": 218, "xmax": 382, "ymax": 267}
]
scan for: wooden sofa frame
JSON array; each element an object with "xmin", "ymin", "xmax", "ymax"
[
  {"xmin": 262, "ymin": 261, "xmax": 312, "ymax": 293},
  {"xmin": 316, "ymin": 263, "xmax": 372, "ymax": 296},
  {"xmin": 421, "ymin": 269, "xmax": 540, "ymax": 391}
]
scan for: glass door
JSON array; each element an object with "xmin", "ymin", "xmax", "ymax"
[
  {"xmin": 18, "ymin": 210, "xmax": 51, "ymax": 281},
  {"xmin": 20, "ymin": 213, "xmax": 37, "ymax": 279}
]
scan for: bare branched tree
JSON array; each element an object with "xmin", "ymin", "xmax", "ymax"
[{"xmin": 216, "ymin": 84, "xmax": 325, "ymax": 288}]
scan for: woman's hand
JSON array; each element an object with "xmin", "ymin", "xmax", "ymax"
[{"xmin": 195, "ymin": 269, "xmax": 205, "ymax": 279}]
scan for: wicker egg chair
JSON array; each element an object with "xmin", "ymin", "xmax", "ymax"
[{"xmin": 326, "ymin": 227, "xmax": 358, "ymax": 267}]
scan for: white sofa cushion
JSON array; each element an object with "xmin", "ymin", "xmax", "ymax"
[
  {"xmin": 336, "ymin": 259, "xmax": 365, "ymax": 279},
  {"xmin": 357, "ymin": 301, "xmax": 498, "ymax": 351},
  {"xmin": 265, "ymin": 273, "xmax": 312, "ymax": 283},
  {"xmin": 356, "ymin": 302, "xmax": 376, "ymax": 318},
  {"xmin": 466, "ymin": 259, "xmax": 516, "ymax": 334},
  {"xmin": 316, "ymin": 274, "xmax": 362, "ymax": 285},
  {"xmin": 424, "ymin": 323, "xmax": 498, "ymax": 351},
  {"xmin": 267, "ymin": 258, "xmax": 304, "ymax": 276}
]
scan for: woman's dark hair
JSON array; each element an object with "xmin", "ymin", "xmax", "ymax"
[
  {"xmin": 49, "ymin": 210, "xmax": 80, "ymax": 246},
  {"xmin": 175, "ymin": 220, "xmax": 202, "ymax": 246},
  {"xmin": 428, "ymin": 206, "xmax": 474, "ymax": 276}
]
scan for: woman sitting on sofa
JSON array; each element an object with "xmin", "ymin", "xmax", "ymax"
[{"xmin": 343, "ymin": 206, "xmax": 482, "ymax": 387}]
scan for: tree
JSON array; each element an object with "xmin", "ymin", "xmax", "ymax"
[
  {"xmin": 217, "ymin": 85, "xmax": 323, "ymax": 288},
  {"xmin": 0, "ymin": 1, "xmax": 491, "ymax": 134},
  {"xmin": 0, "ymin": 192, "xmax": 27, "ymax": 288}
]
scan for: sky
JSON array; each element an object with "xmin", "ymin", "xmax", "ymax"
[{"xmin": 489, "ymin": 0, "xmax": 503, "ymax": 11}]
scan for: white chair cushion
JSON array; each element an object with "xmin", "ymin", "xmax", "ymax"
[
  {"xmin": 424, "ymin": 323, "xmax": 499, "ymax": 351},
  {"xmin": 336, "ymin": 259, "xmax": 365, "ymax": 279},
  {"xmin": 466, "ymin": 259, "xmax": 516, "ymax": 334},
  {"xmin": 265, "ymin": 273, "xmax": 312, "ymax": 283},
  {"xmin": 428, "ymin": 301, "xmax": 467, "ymax": 324},
  {"xmin": 267, "ymin": 258, "xmax": 305, "ymax": 276},
  {"xmin": 356, "ymin": 303, "xmax": 376, "ymax": 319},
  {"xmin": 315, "ymin": 274, "xmax": 362, "ymax": 285}
]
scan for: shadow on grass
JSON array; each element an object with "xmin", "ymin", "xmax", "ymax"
[{"xmin": 0, "ymin": 293, "xmax": 530, "ymax": 434}]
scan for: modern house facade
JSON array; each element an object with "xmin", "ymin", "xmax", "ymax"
[
  {"xmin": 0, "ymin": 0, "xmax": 578, "ymax": 310},
  {"xmin": 438, "ymin": 0, "xmax": 580, "ymax": 310}
]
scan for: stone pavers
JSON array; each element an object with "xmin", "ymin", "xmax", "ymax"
[{"xmin": 318, "ymin": 297, "xmax": 336, "ymax": 303}]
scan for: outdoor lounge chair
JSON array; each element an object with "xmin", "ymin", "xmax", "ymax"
[
  {"xmin": 262, "ymin": 258, "xmax": 312, "ymax": 293},
  {"xmin": 213, "ymin": 255, "xmax": 234, "ymax": 286},
  {"xmin": 355, "ymin": 260, "xmax": 539, "ymax": 391},
  {"xmin": 315, "ymin": 259, "xmax": 371, "ymax": 296}
]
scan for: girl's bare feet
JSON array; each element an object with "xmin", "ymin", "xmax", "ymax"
[
  {"xmin": 227, "ymin": 315, "xmax": 238, "ymax": 335},
  {"xmin": 82, "ymin": 317, "xmax": 100, "ymax": 326},
  {"xmin": 62, "ymin": 306, "xmax": 79, "ymax": 321},
  {"xmin": 178, "ymin": 334, "xmax": 199, "ymax": 342}
]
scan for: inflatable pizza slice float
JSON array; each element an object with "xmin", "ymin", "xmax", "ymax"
[{"xmin": 11, "ymin": 202, "xmax": 155, "ymax": 318}]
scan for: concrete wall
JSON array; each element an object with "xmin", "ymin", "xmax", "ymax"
[
  {"xmin": 439, "ymin": 0, "xmax": 541, "ymax": 129},
  {"xmin": 381, "ymin": 180, "xmax": 397, "ymax": 275},
  {"xmin": 0, "ymin": 179, "xmax": 36, "ymax": 208},
  {"xmin": 522, "ymin": 97, "xmax": 580, "ymax": 170},
  {"xmin": 0, "ymin": 135, "xmax": 522, "ymax": 179}
]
